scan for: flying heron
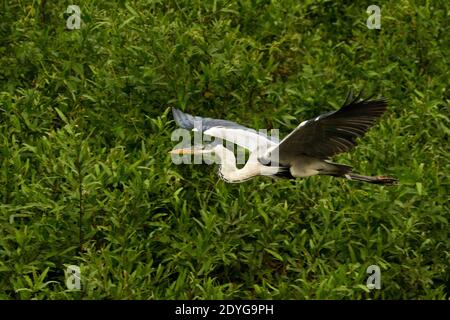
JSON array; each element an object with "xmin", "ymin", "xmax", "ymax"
[{"xmin": 170, "ymin": 92, "xmax": 397, "ymax": 185}]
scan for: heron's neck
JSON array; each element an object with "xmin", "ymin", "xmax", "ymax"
[{"xmin": 216, "ymin": 148, "xmax": 258, "ymax": 183}]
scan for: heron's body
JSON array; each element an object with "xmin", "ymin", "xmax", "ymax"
[{"xmin": 170, "ymin": 91, "xmax": 397, "ymax": 185}]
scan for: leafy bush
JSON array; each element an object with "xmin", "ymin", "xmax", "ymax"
[{"xmin": 0, "ymin": 0, "xmax": 448, "ymax": 299}]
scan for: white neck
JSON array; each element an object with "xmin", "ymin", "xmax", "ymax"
[{"xmin": 213, "ymin": 146, "xmax": 277, "ymax": 183}]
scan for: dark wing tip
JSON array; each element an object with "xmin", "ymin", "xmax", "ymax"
[
  {"xmin": 343, "ymin": 89, "xmax": 388, "ymax": 106},
  {"xmin": 343, "ymin": 89, "xmax": 366, "ymax": 106},
  {"xmin": 338, "ymin": 90, "xmax": 389, "ymax": 120}
]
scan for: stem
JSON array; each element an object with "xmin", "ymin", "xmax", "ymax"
[{"xmin": 76, "ymin": 144, "xmax": 83, "ymax": 255}]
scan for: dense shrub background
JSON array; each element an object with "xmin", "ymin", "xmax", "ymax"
[{"xmin": 0, "ymin": 0, "xmax": 448, "ymax": 299}]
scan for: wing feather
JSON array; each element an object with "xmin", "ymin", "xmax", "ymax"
[{"xmin": 268, "ymin": 92, "xmax": 389, "ymax": 163}]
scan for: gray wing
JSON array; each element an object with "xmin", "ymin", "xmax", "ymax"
[
  {"xmin": 269, "ymin": 92, "xmax": 389, "ymax": 163},
  {"xmin": 172, "ymin": 108, "xmax": 279, "ymax": 150},
  {"xmin": 172, "ymin": 107, "xmax": 250, "ymax": 131}
]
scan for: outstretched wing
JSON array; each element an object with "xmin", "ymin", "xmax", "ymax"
[
  {"xmin": 172, "ymin": 107, "xmax": 250, "ymax": 131},
  {"xmin": 268, "ymin": 92, "xmax": 389, "ymax": 163},
  {"xmin": 172, "ymin": 108, "xmax": 278, "ymax": 152}
]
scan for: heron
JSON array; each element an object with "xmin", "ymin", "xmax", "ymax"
[{"xmin": 170, "ymin": 91, "xmax": 397, "ymax": 185}]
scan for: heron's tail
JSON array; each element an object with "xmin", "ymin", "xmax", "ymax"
[
  {"xmin": 344, "ymin": 173, "xmax": 398, "ymax": 185},
  {"xmin": 323, "ymin": 161, "xmax": 397, "ymax": 185}
]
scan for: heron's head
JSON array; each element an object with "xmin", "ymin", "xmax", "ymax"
[
  {"xmin": 169, "ymin": 144, "xmax": 234, "ymax": 164},
  {"xmin": 169, "ymin": 144, "xmax": 217, "ymax": 155}
]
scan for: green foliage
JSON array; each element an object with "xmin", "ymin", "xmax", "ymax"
[{"xmin": 0, "ymin": 0, "xmax": 448, "ymax": 299}]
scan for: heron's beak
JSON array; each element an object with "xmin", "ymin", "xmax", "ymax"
[{"xmin": 169, "ymin": 147, "xmax": 203, "ymax": 155}]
